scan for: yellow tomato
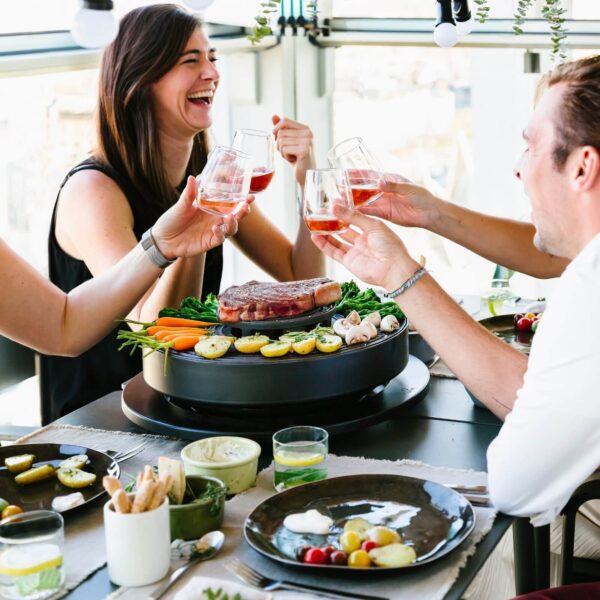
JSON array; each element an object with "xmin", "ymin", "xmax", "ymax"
[
  {"xmin": 340, "ymin": 531, "xmax": 361, "ymax": 554},
  {"xmin": 1, "ymin": 505, "xmax": 23, "ymax": 520},
  {"xmin": 366, "ymin": 526, "xmax": 401, "ymax": 546},
  {"xmin": 348, "ymin": 549, "xmax": 371, "ymax": 568}
]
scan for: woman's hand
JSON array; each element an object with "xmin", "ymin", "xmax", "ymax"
[
  {"xmin": 310, "ymin": 205, "xmax": 420, "ymax": 291},
  {"xmin": 360, "ymin": 174, "xmax": 441, "ymax": 229},
  {"xmin": 152, "ymin": 176, "xmax": 253, "ymax": 260},
  {"xmin": 272, "ymin": 115, "xmax": 315, "ymax": 188}
]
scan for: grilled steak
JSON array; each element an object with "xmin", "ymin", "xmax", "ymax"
[{"xmin": 218, "ymin": 278, "xmax": 342, "ymax": 322}]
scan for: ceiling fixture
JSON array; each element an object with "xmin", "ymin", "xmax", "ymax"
[
  {"xmin": 71, "ymin": 0, "xmax": 118, "ymax": 49},
  {"xmin": 453, "ymin": 0, "xmax": 474, "ymax": 37},
  {"xmin": 434, "ymin": 0, "xmax": 474, "ymax": 48},
  {"xmin": 434, "ymin": 0, "xmax": 458, "ymax": 48},
  {"xmin": 181, "ymin": 0, "xmax": 217, "ymax": 10}
]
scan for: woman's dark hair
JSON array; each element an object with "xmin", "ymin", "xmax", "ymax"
[{"xmin": 96, "ymin": 3, "xmax": 209, "ymax": 209}]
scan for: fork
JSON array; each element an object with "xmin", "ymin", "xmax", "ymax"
[
  {"xmin": 105, "ymin": 442, "xmax": 146, "ymax": 464},
  {"xmin": 226, "ymin": 559, "xmax": 389, "ymax": 600}
]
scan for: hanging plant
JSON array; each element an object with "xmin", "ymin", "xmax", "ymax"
[{"xmin": 249, "ymin": 0, "xmax": 569, "ymax": 61}]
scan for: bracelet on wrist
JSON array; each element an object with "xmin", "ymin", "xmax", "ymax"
[
  {"xmin": 140, "ymin": 228, "xmax": 176, "ymax": 269},
  {"xmin": 383, "ymin": 266, "xmax": 428, "ymax": 299}
]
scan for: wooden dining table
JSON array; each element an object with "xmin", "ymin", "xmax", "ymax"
[{"xmin": 54, "ymin": 371, "xmax": 516, "ymax": 600}]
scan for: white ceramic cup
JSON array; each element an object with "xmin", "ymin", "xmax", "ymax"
[{"xmin": 103, "ymin": 494, "xmax": 171, "ymax": 587}]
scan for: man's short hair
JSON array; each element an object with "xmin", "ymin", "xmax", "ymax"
[{"xmin": 537, "ymin": 55, "xmax": 600, "ymax": 170}]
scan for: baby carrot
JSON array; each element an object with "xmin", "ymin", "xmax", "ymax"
[
  {"xmin": 147, "ymin": 325, "xmax": 207, "ymax": 336},
  {"xmin": 155, "ymin": 317, "xmax": 216, "ymax": 328},
  {"xmin": 153, "ymin": 328, "xmax": 207, "ymax": 340},
  {"xmin": 168, "ymin": 335, "xmax": 204, "ymax": 351},
  {"xmin": 160, "ymin": 332, "xmax": 206, "ymax": 342}
]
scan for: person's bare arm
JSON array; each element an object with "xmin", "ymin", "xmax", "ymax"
[
  {"xmin": 0, "ymin": 176, "xmax": 247, "ymax": 355},
  {"xmin": 312, "ymin": 206, "xmax": 527, "ymax": 418},
  {"xmin": 362, "ymin": 178, "xmax": 569, "ymax": 279},
  {"xmin": 56, "ymin": 171, "xmax": 204, "ymax": 325},
  {"xmin": 232, "ymin": 116, "xmax": 325, "ymax": 281}
]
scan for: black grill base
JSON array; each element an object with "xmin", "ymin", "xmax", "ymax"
[{"xmin": 122, "ymin": 355, "xmax": 430, "ymax": 441}]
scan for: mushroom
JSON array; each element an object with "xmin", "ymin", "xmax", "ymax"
[
  {"xmin": 380, "ymin": 315, "xmax": 400, "ymax": 332},
  {"xmin": 332, "ymin": 310, "xmax": 362, "ymax": 337},
  {"xmin": 346, "ymin": 310, "xmax": 361, "ymax": 326},
  {"xmin": 345, "ymin": 322, "xmax": 377, "ymax": 345},
  {"xmin": 363, "ymin": 311, "xmax": 381, "ymax": 328},
  {"xmin": 360, "ymin": 319, "xmax": 378, "ymax": 339}
]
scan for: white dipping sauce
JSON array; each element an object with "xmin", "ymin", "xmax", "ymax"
[
  {"xmin": 283, "ymin": 510, "xmax": 333, "ymax": 535},
  {"xmin": 52, "ymin": 492, "xmax": 85, "ymax": 512}
]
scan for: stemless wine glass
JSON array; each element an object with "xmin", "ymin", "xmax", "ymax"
[
  {"xmin": 232, "ymin": 129, "xmax": 275, "ymax": 193},
  {"xmin": 195, "ymin": 145, "xmax": 253, "ymax": 216},
  {"xmin": 327, "ymin": 137, "xmax": 383, "ymax": 207},
  {"xmin": 302, "ymin": 169, "xmax": 354, "ymax": 235}
]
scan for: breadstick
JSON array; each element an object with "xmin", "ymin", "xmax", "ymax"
[
  {"xmin": 136, "ymin": 471, "xmax": 144, "ymax": 490},
  {"xmin": 131, "ymin": 479, "xmax": 155, "ymax": 513},
  {"xmin": 142, "ymin": 465, "xmax": 155, "ymax": 482},
  {"xmin": 102, "ymin": 475, "xmax": 123, "ymax": 497},
  {"xmin": 112, "ymin": 488, "xmax": 131, "ymax": 514},
  {"xmin": 147, "ymin": 479, "xmax": 169, "ymax": 511}
]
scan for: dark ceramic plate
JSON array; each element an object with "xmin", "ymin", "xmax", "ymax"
[
  {"xmin": 0, "ymin": 443, "xmax": 119, "ymax": 515},
  {"xmin": 244, "ymin": 474, "xmax": 475, "ymax": 572},
  {"xmin": 478, "ymin": 315, "xmax": 533, "ymax": 355}
]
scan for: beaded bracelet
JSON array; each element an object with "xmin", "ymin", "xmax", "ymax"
[{"xmin": 383, "ymin": 266, "xmax": 428, "ymax": 299}]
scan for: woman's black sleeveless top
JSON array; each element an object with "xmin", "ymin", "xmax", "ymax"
[{"xmin": 40, "ymin": 158, "xmax": 222, "ymax": 424}]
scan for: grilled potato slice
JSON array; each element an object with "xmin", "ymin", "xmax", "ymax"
[
  {"xmin": 292, "ymin": 336, "xmax": 316, "ymax": 355},
  {"xmin": 57, "ymin": 467, "xmax": 97, "ymax": 489},
  {"xmin": 279, "ymin": 331, "xmax": 308, "ymax": 342},
  {"xmin": 195, "ymin": 336, "xmax": 231, "ymax": 359},
  {"xmin": 316, "ymin": 334, "xmax": 343, "ymax": 353},
  {"xmin": 343, "ymin": 517, "xmax": 372, "ymax": 541},
  {"xmin": 59, "ymin": 454, "xmax": 88, "ymax": 470},
  {"xmin": 368, "ymin": 543, "xmax": 417, "ymax": 567},
  {"xmin": 365, "ymin": 526, "xmax": 401, "ymax": 546},
  {"xmin": 234, "ymin": 334, "xmax": 270, "ymax": 354},
  {"xmin": 15, "ymin": 464, "xmax": 56, "ymax": 485},
  {"xmin": 5, "ymin": 454, "xmax": 35, "ymax": 474},
  {"xmin": 260, "ymin": 341, "xmax": 292, "ymax": 358}
]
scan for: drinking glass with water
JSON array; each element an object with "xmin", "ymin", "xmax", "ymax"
[{"xmin": 272, "ymin": 426, "xmax": 328, "ymax": 492}]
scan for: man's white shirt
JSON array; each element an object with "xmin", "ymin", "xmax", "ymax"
[{"xmin": 487, "ymin": 233, "xmax": 600, "ymax": 526}]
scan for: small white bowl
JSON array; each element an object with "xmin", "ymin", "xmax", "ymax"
[{"xmin": 181, "ymin": 436, "xmax": 261, "ymax": 494}]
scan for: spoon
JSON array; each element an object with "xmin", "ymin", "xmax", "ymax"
[{"xmin": 149, "ymin": 530, "xmax": 225, "ymax": 600}]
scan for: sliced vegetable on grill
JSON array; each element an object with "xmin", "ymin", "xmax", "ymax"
[
  {"xmin": 195, "ymin": 336, "xmax": 231, "ymax": 359},
  {"xmin": 234, "ymin": 334, "xmax": 270, "ymax": 354}
]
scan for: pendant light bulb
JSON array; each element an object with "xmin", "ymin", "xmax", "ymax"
[
  {"xmin": 182, "ymin": 0, "xmax": 217, "ymax": 10},
  {"xmin": 453, "ymin": 0, "xmax": 474, "ymax": 37},
  {"xmin": 434, "ymin": 0, "xmax": 458, "ymax": 48},
  {"xmin": 71, "ymin": 0, "xmax": 118, "ymax": 49}
]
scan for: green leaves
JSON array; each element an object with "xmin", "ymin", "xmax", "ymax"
[
  {"xmin": 335, "ymin": 281, "xmax": 404, "ymax": 321},
  {"xmin": 248, "ymin": 0, "xmax": 281, "ymax": 45},
  {"xmin": 474, "ymin": 0, "xmax": 490, "ymax": 24}
]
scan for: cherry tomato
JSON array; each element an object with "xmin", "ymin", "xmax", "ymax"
[
  {"xmin": 348, "ymin": 549, "xmax": 371, "ymax": 568},
  {"xmin": 295, "ymin": 544, "xmax": 312, "ymax": 562},
  {"xmin": 516, "ymin": 317, "xmax": 532, "ymax": 332},
  {"xmin": 321, "ymin": 545, "xmax": 336, "ymax": 557},
  {"xmin": 361, "ymin": 540, "xmax": 378, "ymax": 553},
  {"xmin": 329, "ymin": 550, "xmax": 348, "ymax": 566},
  {"xmin": 513, "ymin": 313, "xmax": 524, "ymax": 324},
  {"xmin": 531, "ymin": 320, "xmax": 540, "ymax": 333},
  {"xmin": 304, "ymin": 547, "xmax": 328, "ymax": 565},
  {"xmin": 1, "ymin": 505, "xmax": 22, "ymax": 519},
  {"xmin": 525, "ymin": 312, "xmax": 536, "ymax": 320}
]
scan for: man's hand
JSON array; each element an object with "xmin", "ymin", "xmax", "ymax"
[
  {"xmin": 272, "ymin": 115, "xmax": 315, "ymax": 188},
  {"xmin": 310, "ymin": 205, "xmax": 421, "ymax": 291},
  {"xmin": 152, "ymin": 176, "xmax": 253, "ymax": 260},
  {"xmin": 360, "ymin": 173, "xmax": 441, "ymax": 230}
]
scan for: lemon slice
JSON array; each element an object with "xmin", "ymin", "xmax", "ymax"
[
  {"xmin": 0, "ymin": 543, "xmax": 62, "ymax": 576},
  {"xmin": 274, "ymin": 450, "xmax": 325, "ymax": 467}
]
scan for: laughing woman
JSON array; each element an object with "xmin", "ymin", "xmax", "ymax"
[{"xmin": 41, "ymin": 4, "xmax": 323, "ymax": 423}]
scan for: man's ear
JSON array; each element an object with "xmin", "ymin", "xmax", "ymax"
[{"xmin": 573, "ymin": 145, "xmax": 600, "ymax": 192}]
